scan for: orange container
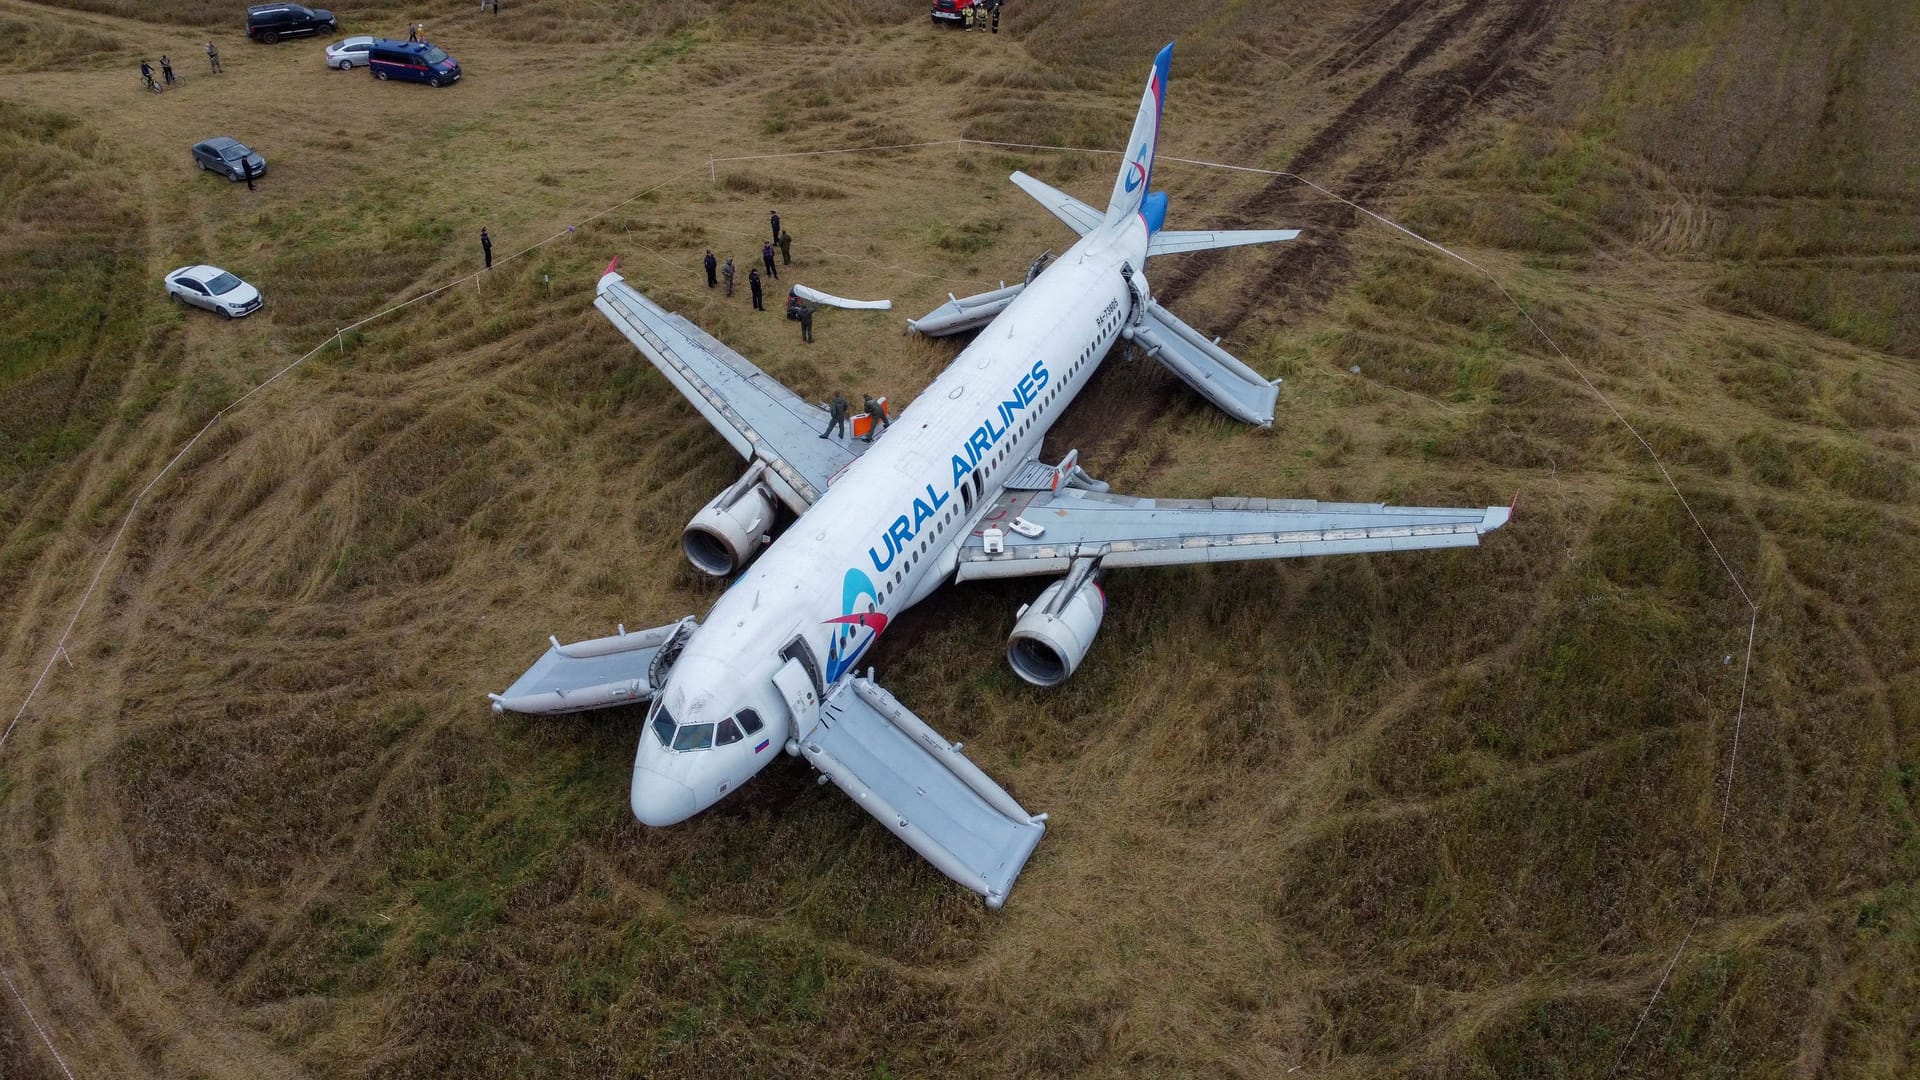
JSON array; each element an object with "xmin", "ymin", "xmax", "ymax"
[{"xmin": 849, "ymin": 397, "xmax": 886, "ymax": 438}]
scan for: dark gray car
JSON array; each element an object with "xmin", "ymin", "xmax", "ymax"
[{"xmin": 191, "ymin": 137, "xmax": 268, "ymax": 182}]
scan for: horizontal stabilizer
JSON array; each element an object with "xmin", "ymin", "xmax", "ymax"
[
  {"xmin": 1122, "ymin": 301, "xmax": 1279, "ymax": 426},
  {"xmin": 797, "ymin": 676, "xmax": 1046, "ymax": 909},
  {"xmin": 1010, "ymin": 171, "xmax": 1102, "ymax": 237},
  {"xmin": 1146, "ymin": 228, "xmax": 1301, "ymax": 257},
  {"xmin": 907, "ymin": 282, "xmax": 1024, "ymax": 337}
]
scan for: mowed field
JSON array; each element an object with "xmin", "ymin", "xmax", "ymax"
[{"xmin": 3, "ymin": 0, "xmax": 1919, "ymax": 1075}]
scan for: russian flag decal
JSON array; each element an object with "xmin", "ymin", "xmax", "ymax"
[{"xmin": 754, "ymin": 739, "xmax": 771, "ymax": 754}]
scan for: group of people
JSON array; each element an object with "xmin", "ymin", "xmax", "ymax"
[
  {"xmin": 818, "ymin": 391, "xmax": 891, "ymax": 444},
  {"xmin": 140, "ymin": 42, "xmax": 220, "ymax": 90},
  {"xmin": 962, "ymin": 0, "xmax": 1005, "ymax": 33},
  {"xmin": 701, "ymin": 209, "xmax": 796, "ymax": 323}
]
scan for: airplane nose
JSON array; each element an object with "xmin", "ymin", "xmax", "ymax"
[{"xmin": 630, "ymin": 767, "xmax": 700, "ymax": 826}]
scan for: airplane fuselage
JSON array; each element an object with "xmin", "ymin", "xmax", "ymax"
[{"xmin": 631, "ymin": 215, "xmax": 1151, "ymax": 822}]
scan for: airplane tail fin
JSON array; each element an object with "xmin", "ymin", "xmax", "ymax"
[{"xmin": 1103, "ymin": 42, "xmax": 1172, "ymax": 230}]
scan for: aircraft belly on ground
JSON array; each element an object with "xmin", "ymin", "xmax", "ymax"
[{"xmin": 492, "ymin": 41, "xmax": 1510, "ymax": 909}]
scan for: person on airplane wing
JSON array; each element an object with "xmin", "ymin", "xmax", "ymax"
[
  {"xmin": 819, "ymin": 391, "xmax": 849, "ymax": 439},
  {"xmin": 861, "ymin": 393, "xmax": 890, "ymax": 441}
]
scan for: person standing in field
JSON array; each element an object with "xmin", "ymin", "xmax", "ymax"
[
  {"xmin": 722, "ymin": 256, "xmax": 735, "ymax": 296},
  {"xmin": 480, "ymin": 227, "xmax": 493, "ymax": 269},
  {"xmin": 991, "ymin": 0, "xmax": 1002, "ymax": 34},
  {"xmin": 748, "ymin": 267, "xmax": 763, "ymax": 311},
  {"xmin": 777, "ymin": 229, "xmax": 792, "ymax": 266},
  {"xmin": 160, "ymin": 54, "xmax": 175, "ymax": 86},
  {"xmin": 242, "ymin": 155, "xmax": 256, "ymax": 191},
  {"xmin": 798, "ymin": 302, "xmax": 815, "ymax": 344},
  {"xmin": 762, "ymin": 242, "xmax": 778, "ymax": 280},
  {"xmin": 769, "ymin": 209, "xmax": 780, "ymax": 245},
  {"xmin": 703, "ymin": 249, "xmax": 717, "ymax": 288},
  {"xmin": 206, "ymin": 41, "xmax": 221, "ymax": 73}
]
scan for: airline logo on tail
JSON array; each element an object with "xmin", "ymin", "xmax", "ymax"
[{"xmin": 1123, "ymin": 144, "xmax": 1149, "ymax": 193}]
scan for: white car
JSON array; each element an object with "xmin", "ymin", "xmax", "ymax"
[
  {"xmin": 165, "ymin": 265, "xmax": 263, "ymax": 319},
  {"xmin": 324, "ymin": 35, "xmax": 374, "ymax": 69}
]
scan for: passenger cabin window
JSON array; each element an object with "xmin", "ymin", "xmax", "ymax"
[{"xmin": 716, "ymin": 718, "xmax": 743, "ymax": 746}]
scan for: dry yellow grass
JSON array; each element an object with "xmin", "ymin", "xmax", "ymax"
[{"xmin": 2, "ymin": 0, "xmax": 1918, "ymax": 1077}]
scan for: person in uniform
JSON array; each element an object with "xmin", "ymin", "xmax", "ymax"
[
  {"xmin": 206, "ymin": 41, "xmax": 222, "ymax": 74},
  {"xmin": 798, "ymin": 302, "xmax": 815, "ymax": 344},
  {"xmin": 770, "ymin": 209, "xmax": 781, "ymax": 245},
  {"xmin": 722, "ymin": 256, "xmax": 735, "ymax": 296},
  {"xmin": 703, "ymin": 249, "xmax": 717, "ymax": 287},
  {"xmin": 777, "ymin": 229, "xmax": 792, "ymax": 265},
  {"xmin": 748, "ymin": 267, "xmax": 764, "ymax": 311},
  {"xmin": 861, "ymin": 394, "xmax": 891, "ymax": 441},
  {"xmin": 818, "ymin": 392, "xmax": 849, "ymax": 439},
  {"xmin": 761, "ymin": 242, "xmax": 779, "ymax": 280}
]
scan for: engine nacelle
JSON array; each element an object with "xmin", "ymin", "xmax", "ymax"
[
  {"xmin": 1006, "ymin": 570, "xmax": 1106, "ymax": 687},
  {"xmin": 683, "ymin": 473, "xmax": 777, "ymax": 577}
]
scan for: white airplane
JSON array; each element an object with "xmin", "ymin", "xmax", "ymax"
[{"xmin": 492, "ymin": 43, "xmax": 1510, "ymax": 908}]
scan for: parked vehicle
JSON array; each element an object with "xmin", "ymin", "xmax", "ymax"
[
  {"xmin": 164, "ymin": 265, "xmax": 263, "ymax": 319},
  {"xmin": 367, "ymin": 38, "xmax": 461, "ymax": 86},
  {"xmin": 190, "ymin": 137, "xmax": 268, "ymax": 182},
  {"xmin": 246, "ymin": 3, "xmax": 335, "ymax": 43},
  {"xmin": 931, "ymin": 0, "xmax": 979, "ymax": 25},
  {"xmin": 324, "ymin": 35, "xmax": 374, "ymax": 69}
]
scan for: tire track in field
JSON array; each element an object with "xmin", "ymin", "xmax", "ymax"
[{"xmin": 1056, "ymin": 0, "xmax": 1567, "ymax": 466}]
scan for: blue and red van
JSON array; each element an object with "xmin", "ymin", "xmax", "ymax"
[{"xmin": 367, "ymin": 39, "xmax": 461, "ymax": 86}]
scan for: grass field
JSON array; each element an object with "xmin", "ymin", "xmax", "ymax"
[{"xmin": 2, "ymin": 0, "xmax": 1918, "ymax": 1076}]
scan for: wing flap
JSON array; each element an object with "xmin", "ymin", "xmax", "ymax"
[
  {"xmin": 958, "ymin": 487, "xmax": 1510, "ymax": 580},
  {"xmin": 595, "ymin": 273, "xmax": 871, "ymax": 506},
  {"xmin": 1124, "ymin": 301, "xmax": 1278, "ymax": 426}
]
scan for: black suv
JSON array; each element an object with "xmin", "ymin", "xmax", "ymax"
[{"xmin": 246, "ymin": 3, "xmax": 336, "ymax": 43}]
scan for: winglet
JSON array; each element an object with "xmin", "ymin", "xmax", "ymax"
[
  {"xmin": 597, "ymin": 257, "xmax": 623, "ymax": 295},
  {"xmin": 1509, "ymin": 490, "xmax": 1520, "ymax": 514}
]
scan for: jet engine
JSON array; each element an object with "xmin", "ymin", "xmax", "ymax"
[
  {"xmin": 1006, "ymin": 560, "xmax": 1106, "ymax": 687},
  {"xmin": 683, "ymin": 465, "xmax": 779, "ymax": 576}
]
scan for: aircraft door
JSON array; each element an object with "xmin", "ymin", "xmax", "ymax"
[{"xmin": 772, "ymin": 657, "xmax": 820, "ymax": 750}]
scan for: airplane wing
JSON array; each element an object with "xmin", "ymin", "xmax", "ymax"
[
  {"xmin": 595, "ymin": 269, "xmax": 871, "ymax": 508},
  {"xmin": 1146, "ymin": 228, "xmax": 1301, "ymax": 256},
  {"xmin": 953, "ymin": 468, "xmax": 1511, "ymax": 580},
  {"xmin": 1010, "ymin": 171, "xmax": 1103, "ymax": 237}
]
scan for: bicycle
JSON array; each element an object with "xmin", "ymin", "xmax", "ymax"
[{"xmin": 141, "ymin": 73, "xmax": 160, "ymax": 93}]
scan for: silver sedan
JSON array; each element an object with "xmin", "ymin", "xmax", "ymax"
[
  {"xmin": 164, "ymin": 265, "xmax": 264, "ymax": 319},
  {"xmin": 324, "ymin": 35, "xmax": 374, "ymax": 69}
]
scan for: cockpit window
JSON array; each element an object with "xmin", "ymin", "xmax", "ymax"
[
  {"xmin": 671, "ymin": 722, "xmax": 714, "ymax": 751},
  {"xmin": 650, "ymin": 705, "xmax": 675, "ymax": 748},
  {"xmin": 716, "ymin": 717, "xmax": 742, "ymax": 746},
  {"xmin": 738, "ymin": 709, "xmax": 764, "ymax": 736}
]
